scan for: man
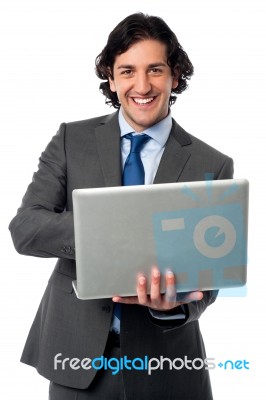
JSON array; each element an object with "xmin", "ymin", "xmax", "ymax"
[{"xmin": 9, "ymin": 12, "xmax": 233, "ymax": 400}]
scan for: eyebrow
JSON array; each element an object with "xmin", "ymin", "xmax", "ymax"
[{"xmin": 116, "ymin": 62, "xmax": 167, "ymax": 70}]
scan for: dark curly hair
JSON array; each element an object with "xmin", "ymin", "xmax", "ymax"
[{"xmin": 95, "ymin": 13, "xmax": 194, "ymax": 109}]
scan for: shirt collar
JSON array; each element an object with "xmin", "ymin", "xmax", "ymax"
[{"xmin": 118, "ymin": 109, "xmax": 172, "ymax": 148}]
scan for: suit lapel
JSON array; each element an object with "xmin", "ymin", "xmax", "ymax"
[
  {"xmin": 94, "ymin": 113, "xmax": 192, "ymax": 186},
  {"xmin": 153, "ymin": 119, "xmax": 192, "ymax": 184},
  {"xmin": 94, "ymin": 112, "xmax": 122, "ymax": 187}
]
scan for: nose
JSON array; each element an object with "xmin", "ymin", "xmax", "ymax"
[{"xmin": 134, "ymin": 72, "xmax": 152, "ymax": 95}]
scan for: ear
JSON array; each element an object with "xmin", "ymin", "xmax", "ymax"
[
  {"xmin": 109, "ymin": 77, "xmax": 117, "ymax": 93},
  {"xmin": 171, "ymin": 66, "xmax": 179, "ymax": 89},
  {"xmin": 172, "ymin": 77, "xmax": 179, "ymax": 90}
]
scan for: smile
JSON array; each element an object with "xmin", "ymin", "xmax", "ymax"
[{"xmin": 132, "ymin": 97, "xmax": 155, "ymax": 105}]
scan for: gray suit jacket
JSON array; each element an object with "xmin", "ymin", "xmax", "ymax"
[{"xmin": 9, "ymin": 112, "xmax": 233, "ymax": 400}]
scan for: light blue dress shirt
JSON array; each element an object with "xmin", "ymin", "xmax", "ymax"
[{"xmin": 119, "ymin": 110, "xmax": 172, "ymax": 184}]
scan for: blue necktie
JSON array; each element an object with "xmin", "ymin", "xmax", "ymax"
[
  {"xmin": 112, "ymin": 133, "xmax": 151, "ymax": 333},
  {"xmin": 123, "ymin": 133, "xmax": 151, "ymax": 185}
]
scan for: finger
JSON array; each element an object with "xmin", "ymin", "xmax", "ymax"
[
  {"xmin": 176, "ymin": 291, "xmax": 204, "ymax": 304},
  {"xmin": 164, "ymin": 270, "xmax": 177, "ymax": 305},
  {"xmin": 150, "ymin": 267, "xmax": 161, "ymax": 304},
  {"xmin": 136, "ymin": 275, "xmax": 148, "ymax": 305},
  {"xmin": 112, "ymin": 296, "xmax": 139, "ymax": 304}
]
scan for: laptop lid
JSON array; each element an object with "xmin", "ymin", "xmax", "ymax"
[{"xmin": 72, "ymin": 179, "xmax": 248, "ymax": 299}]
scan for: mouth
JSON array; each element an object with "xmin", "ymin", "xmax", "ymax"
[{"xmin": 131, "ymin": 97, "xmax": 156, "ymax": 105}]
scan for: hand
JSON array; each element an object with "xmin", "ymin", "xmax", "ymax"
[{"xmin": 112, "ymin": 266, "xmax": 203, "ymax": 311}]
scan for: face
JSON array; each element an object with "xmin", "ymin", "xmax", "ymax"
[{"xmin": 109, "ymin": 39, "xmax": 178, "ymax": 132}]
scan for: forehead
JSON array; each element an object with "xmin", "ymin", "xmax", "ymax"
[{"xmin": 113, "ymin": 39, "xmax": 168, "ymax": 67}]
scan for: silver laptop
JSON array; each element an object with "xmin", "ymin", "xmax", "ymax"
[{"xmin": 72, "ymin": 179, "xmax": 248, "ymax": 299}]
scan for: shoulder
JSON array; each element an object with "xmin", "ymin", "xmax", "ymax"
[
  {"xmin": 189, "ymin": 132, "xmax": 230, "ymax": 162},
  {"xmin": 55, "ymin": 112, "xmax": 118, "ymax": 146},
  {"xmin": 171, "ymin": 118, "xmax": 234, "ymax": 180},
  {"xmin": 172, "ymin": 119, "xmax": 231, "ymax": 161},
  {"xmin": 64, "ymin": 112, "xmax": 117, "ymax": 132}
]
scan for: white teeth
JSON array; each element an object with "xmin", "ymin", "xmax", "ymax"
[{"xmin": 133, "ymin": 97, "xmax": 154, "ymax": 104}]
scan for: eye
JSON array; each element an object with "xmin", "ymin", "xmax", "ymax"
[
  {"xmin": 121, "ymin": 69, "xmax": 133, "ymax": 76},
  {"xmin": 149, "ymin": 68, "xmax": 163, "ymax": 74}
]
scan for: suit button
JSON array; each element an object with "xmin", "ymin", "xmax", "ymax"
[
  {"xmin": 60, "ymin": 246, "xmax": 67, "ymax": 253},
  {"xmin": 60, "ymin": 245, "xmax": 74, "ymax": 254},
  {"xmin": 102, "ymin": 305, "xmax": 111, "ymax": 313}
]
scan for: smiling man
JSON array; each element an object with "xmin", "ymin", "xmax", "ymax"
[{"xmin": 9, "ymin": 12, "xmax": 233, "ymax": 400}]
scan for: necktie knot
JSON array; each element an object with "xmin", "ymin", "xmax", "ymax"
[{"xmin": 124, "ymin": 133, "xmax": 150, "ymax": 154}]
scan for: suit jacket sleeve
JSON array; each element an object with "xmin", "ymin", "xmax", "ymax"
[{"xmin": 9, "ymin": 123, "xmax": 75, "ymax": 259}]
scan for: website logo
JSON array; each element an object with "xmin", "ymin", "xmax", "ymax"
[{"xmin": 54, "ymin": 354, "xmax": 250, "ymax": 375}]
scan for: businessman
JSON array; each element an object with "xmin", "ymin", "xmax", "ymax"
[{"xmin": 9, "ymin": 12, "xmax": 233, "ymax": 400}]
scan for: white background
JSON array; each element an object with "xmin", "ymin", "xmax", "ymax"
[{"xmin": 1, "ymin": 0, "xmax": 265, "ymax": 398}]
